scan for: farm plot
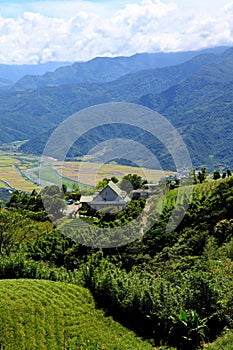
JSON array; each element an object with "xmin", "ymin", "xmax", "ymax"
[
  {"xmin": 0, "ymin": 279, "xmax": 154, "ymax": 350},
  {"xmin": 54, "ymin": 161, "xmax": 174, "ymax": 186},
  {"xmin": 0, "ymin": 158, "xmax": 36, "ymax": 193}
]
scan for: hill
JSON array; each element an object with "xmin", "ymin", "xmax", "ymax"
[
  {"xmin": 0, "ymin": 50, "xmax": 221, "ymax": 147},
  {"xmin": 0, "ymin": 61, "xmax": 70, "ymax": 85},
  {"xmin": 12, "ymin": 46, "xmax": 227, "ymax": 90},
  {"xmin": 20, "ymin": 47, "xmax": 233, "ymax": 169},
  {"xmin": 0, "ymin": 46, "xmax": 233, "ymax": 169},
  {"xmin": 139, "ymin": 47, "xmax": 233, "ymax": 168},
  {"xmin": 0, "ymin": 77, "xmax": 12, "ymax": 88},
  {"xmin": 1, "ymin": 170, "xmax": 233, "ymax": 349},
  {"xmin": 0, "ymin": 279, "xmax": 153, "ymax": 350}
]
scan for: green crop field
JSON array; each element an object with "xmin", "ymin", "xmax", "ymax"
[{"xmin": 0, "ymin": 279, "xmax": 154, "ymax": 350}]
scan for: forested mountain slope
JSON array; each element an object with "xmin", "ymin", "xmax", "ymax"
[
  {"xmin": 0, "ymin": 50, "xmax": 221, "ymax": 145},
  {"xmin": 12, "ymin": 46, "xmax": 227, "ymax": 90},
  {"xmin": 0, "ymin": 47, "xmax": 233, "ymax": 169},
  {"xmin": 139, "ymin": 47, "xmax": 233, "ymax": 168}
]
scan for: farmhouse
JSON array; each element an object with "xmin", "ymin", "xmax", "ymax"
[{"xmin": 80, "ymin": 181, "xmax": 130, "ymax": 212}]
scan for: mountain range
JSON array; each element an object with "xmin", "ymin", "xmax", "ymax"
[
  {"xmin": 10, "ymin": 47, "xmax": 227, "ymax": 90},
  {"xmin": 0, "ymin": 61, "xmax": 70, "ymax": 86},
  {"xmin": 1, "ymin": 46, "xmax": 233, "ymax": 170}
]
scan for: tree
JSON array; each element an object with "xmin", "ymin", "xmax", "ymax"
[
  {"xmin": 213, "ymin": 170, "xmax": 221, "ymax": 180},
  {"xmin": 190, "ymin": 169, "xmax": 198, "ymax": 184},
  {"xmin": 110, "ymin": 176, "xmax": 119, "ymax": 184},
  {"xmin": 96, "ymin": 178, "xmax": 110, "ymax": 189},
  {"xmin": 41, "ymin": 185, "xmax": 66, "ymax": 218},
  {"xmin": 120, "ymin": 174, "xmax": 147, "ymax": 192},
  {"xmin": 197, "ymin": 167, "xmax": 207, "ymax": 184},
  {"xmin": 62, "ymin": 184, "xmax": 67, "ymax": 194},
  {"xmin": 96, "ymin": 177, "xmax": 119, "ymax": 190},
  {"xmin": 6, "ymin": 190, "xmax": 44, "ymax": 212}
]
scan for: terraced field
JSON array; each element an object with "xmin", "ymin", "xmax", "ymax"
[
  {"xmin": 0, "ymin": 279, "xmax": 154, "ymax": 350},
  {"xmin": 0, "ymin": 152, "xmax": 39, "ymax": 192}
]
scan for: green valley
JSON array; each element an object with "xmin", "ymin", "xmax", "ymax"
[{"xmin": 0, "ymin": 43, "xmax": 233, "ymax": 350}]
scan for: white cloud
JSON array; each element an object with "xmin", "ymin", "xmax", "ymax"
[{"xmin": 0, "ymin": 0, "xmax": 233, "ymax": 64}]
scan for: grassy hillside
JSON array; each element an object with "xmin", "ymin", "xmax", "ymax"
[
  {"xmin": 205, "ymin": 331, "xmax": 233, "ymax": 350},
  {"xmin": 0, "ymin": 279, "xmax": 154, "ymax": 350}
]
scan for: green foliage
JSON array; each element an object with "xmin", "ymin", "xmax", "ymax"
[
  {"xmin": 120, "ymin": 173, "xmax": 147, "ymax": 192},
  {"xmin": 96, "ymin": 176, "xmax": 119, "ymax": 189},
  {"xmin": 6, "ymin": 189, "xmax": 44, "ymax": 213},
  {"xmin": 197, "ymin": 167, "xmax": 207, "ymax": 184},
  {"xmin": 41, "ymin": 185, "xmax": 66, "ymax": 218},
  {"xmin": 213, "ymin": 170, "xmax": 221, "ymax": 180},
  {"xmin": 0, "ymin": 209, "xmax": 51, "ymax": 256},
  {"xmin": 0, "ymin": 253, "xmax": 83, "ymax": 284},
  {"xmin": 82, "ymin": 251, "xmax": 232, "ymax": 349},
  {"xmin": 169, "ymin": 310, "xmax": 208, "ymax": 350},
  {"xmin": 1, "ymin": 162, "xmax": 233, "ymax": 349}
]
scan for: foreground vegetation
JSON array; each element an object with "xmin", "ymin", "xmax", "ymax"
[
  {"xmin": 0, "ymin": 279, "xmax": 153, "ymax": 350},
  {"xmin": 0, "ymin": 174, "xmax": 232, "ymax": 349}
]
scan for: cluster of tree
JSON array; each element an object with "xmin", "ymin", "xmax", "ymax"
[
  {"xmin": 191, "ymin": 167, "xmax": 207, "ymax": 184},
  {"xmin": 95, "ymin": 174, "xmax": 147, "ymax": 192},
  {"xmin": 213, "ymin": 169, "xmax": 232, "ymax": 180},
  {"xmin": 191, "ymin": 167, "xmax": 232, "ymax": 184}
]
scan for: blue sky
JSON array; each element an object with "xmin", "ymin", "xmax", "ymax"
[
  {"xmin": 0, "ymin": 0, "xmax": 231, "ymax": 18},
  {"xmin": 0, "ymin": 0, "xmax": 232, "ymax": 64}
]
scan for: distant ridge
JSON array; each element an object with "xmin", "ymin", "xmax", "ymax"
[
  {"xmin": 0, "ymin": 48, "xmax": 223, "ymax": 147},
  {"xmin": 12, "ymin": 46, "xmax": 229, "ymax": 90},
  {"xmin": 0, "ymin": 61, "xmax": 70, "ymax": 85}
]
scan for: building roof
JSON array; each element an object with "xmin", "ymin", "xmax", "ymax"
[
  {"xmin": 80, "ymin": 181, "xmax": 131, "ymax": 204},
  {"xmin": 99, "ymin": 181, "xmax": 129, "ymax": 200},
  {"xmin": 80, "ymin": 195, "xmax": 94, "ymax": 203}
]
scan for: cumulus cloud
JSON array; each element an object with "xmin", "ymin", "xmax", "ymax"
[{"xmin": 0, "ymin": 0, "xmax": 233, "ymax": 64}]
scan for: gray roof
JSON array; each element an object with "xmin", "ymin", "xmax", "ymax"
[
  {"xmin": 101, "ymin": 181, "xmax": 130, "ymax": 202},
  {"xmin": 80, "ymin": 181, "xmax": 131, "ymax": 204}
]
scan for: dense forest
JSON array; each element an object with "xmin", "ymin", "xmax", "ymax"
[{"xmin": 0, "ymin": 173, "xmax": 232, "ymax": 349}]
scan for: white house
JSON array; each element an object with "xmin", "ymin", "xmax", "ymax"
[{"xmin": 80, "ymin": 181, "xmax": 131, "ymax": 212}]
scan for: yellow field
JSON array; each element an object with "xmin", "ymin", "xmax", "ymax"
[
  {"xmin": 0, "ymin": 156, "xmax": 16, "ymax": 165},
  {"xmin": 0, "ymin": 152, "xmax": 39, "ymax": 192},
  {"xmin": 54, "ymin": 161, "xmax": 174, "ymax": 186},
  {"xmin": 0, "ymin": 150, "xmax": 175, "ymax": 191}
]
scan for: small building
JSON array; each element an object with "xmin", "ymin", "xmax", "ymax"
[
  {"xmin": 80, "ymin": 181, "xmax": 130, "ymax": 212},
  {"xmin": 131, "ymin": 183, "xmax": 160, "ymax": 200}
]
